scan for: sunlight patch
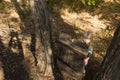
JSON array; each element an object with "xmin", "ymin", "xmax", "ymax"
[{"xmin": 60, "ymin": 9, "xmax": 107, "ymax": 33}]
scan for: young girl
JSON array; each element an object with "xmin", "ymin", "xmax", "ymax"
[{"xmin": 83, "ymin": 31, "xmax": 93, "ymax": 73}]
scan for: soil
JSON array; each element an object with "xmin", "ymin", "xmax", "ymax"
[{"xmin": 0, "ymin": 0, "xmax": 120, "ymax": 80}]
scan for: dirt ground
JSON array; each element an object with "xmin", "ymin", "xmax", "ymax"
[{"xmin": 0, "ymin": 0, "xmax": 120, "ymax": 80}]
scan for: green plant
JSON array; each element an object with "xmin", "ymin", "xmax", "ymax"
[{"xmin": 81, "ymin": 0, "xmax": 104, "ymax": 7}]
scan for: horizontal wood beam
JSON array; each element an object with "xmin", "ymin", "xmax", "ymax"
[{"xmin": 57, "ymin": 59, "xmax": 83, "ymax": 79}]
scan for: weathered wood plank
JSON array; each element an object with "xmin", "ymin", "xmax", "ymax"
[
  {"xmin": 57, "ymin": 36, "xmax": 88, "ymax": 57},
  {"xmin": 57, "ymin": 59, "xmax": 83, "ymax": 80}
]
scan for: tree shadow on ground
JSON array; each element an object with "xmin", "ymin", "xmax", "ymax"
[
  {"xmin": 0, "ymin": 31, "xmax": 30, "ymax": 80},
  {"xmin": 10, "ymin": 1, "xmax": 37, "ymax": 79}
]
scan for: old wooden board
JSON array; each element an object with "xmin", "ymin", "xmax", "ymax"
[
  {"xmin": 57, "ymin": 38, "xmax": 88, "ymax": 57},
  {"xmin": 57, "ymin": 59, "xmax": 83, "ymax": 80}
]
